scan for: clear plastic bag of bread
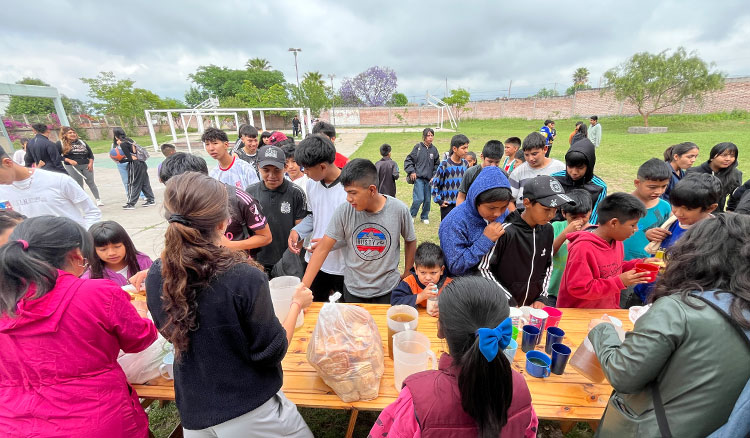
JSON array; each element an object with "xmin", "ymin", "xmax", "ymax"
[{"xmin": 306, "ymin": 292, "xmax": 384, "ymax": 402}]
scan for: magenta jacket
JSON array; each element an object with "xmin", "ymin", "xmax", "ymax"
[
  {"xmin": 0, "ymin": 271, "xmax": 157, "ymax": 437},
  {"xmin": 81, "ymin": 252, "xmax": 153, "ymax": 287}
]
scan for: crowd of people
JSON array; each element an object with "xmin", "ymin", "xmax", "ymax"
[{"xmin": 0, "ymin": 117, "xmax": 748, "ymax": 438}]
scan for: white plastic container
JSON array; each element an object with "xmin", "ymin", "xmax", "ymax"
[
  {"xmin": 269, "ymin": 276, "xmax": 304, "ymax": 328},
  {"xmin": 393, "ymin": 330, "xmax": 437, "ymax": 390}
]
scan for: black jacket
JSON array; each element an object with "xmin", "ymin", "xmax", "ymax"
[
  {"xmin": 479, "ymin": 210, "xmax": 553, "ymax": 306},
  {"xmin": 687, "ymin": 161, "xmax": 742, "ymax": 212},
  {"xmin": 404, "ymin": 142, "xmax": 439, "ymax": 180},
  {"xmin": 551, "ymin": 138, "xmax": 608, "ymax": 224},
  {"xmin": 375, "ymin": 157, "xmax": 399, "ymax": 197},
  {"xmin": 727, "ymin": 179, "xmax": 750, "ymax": 212},
  {"xmin": 25, "ymin": 134, "xmax": 66, "ymax": 173}
]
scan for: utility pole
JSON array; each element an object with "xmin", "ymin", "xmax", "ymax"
[
  {"xmin": 328, "ymin": 74, "xmax": 336, "ymax": 126},
  {"xmin": 445, "ymin": 77, "xmax": 448, "ymax": 97},
  {"xmin": 507, "ymin": 80, "xmax": 512, "ymax": 98},
  {"xmin": 288, "ymin": 48, "xmax": 302, "ymax": 97}
]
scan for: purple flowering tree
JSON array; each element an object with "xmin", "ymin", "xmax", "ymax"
[{"xmin": 339, "ymin": 66, "xmax": 398, "ymax": 106}]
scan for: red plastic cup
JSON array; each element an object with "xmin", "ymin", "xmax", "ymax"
[
  {"xmin": 635, "ymin": 263, "xmax": 660, "ymax": 282},
  {"xmin": 543, "ymin": 306, "xmax": 562, "ymax": 329}
]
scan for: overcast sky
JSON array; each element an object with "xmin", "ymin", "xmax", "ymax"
[{"xmin": 2, "ymin": 0, "xmax": 748, "ymax": 106}]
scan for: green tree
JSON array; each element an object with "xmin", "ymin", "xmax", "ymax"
[
  {"xmin": 565, "ymin": 83, "xmax": 592, "ymax": 95},
  {"xmin": 534, "ymin": 87, "xmax": 559, "ymax": 98},
  {"xmin": 6, "ymin": 78, "xmax": 56, "ymax": 115},
  {"xmin": 572, "ymin": 67, "xmax": 590, "ymax": 86},
  {"xmin": 246, "ymin": 58, "xmax": 271, "ymax": 71},
  {"xmin": 388, "ymin": 92, "xmax": 408, "ymax": 106},
  {"xmin": 290, "ymin": 72, "xmax": 333, "ymax": 116},
  {"xmin": 603, "ymin": 47, "xmax": 725, "ymax": 126},
  {"xmin": 236, "ymin": 82, "xmax": 292, "ymax": 114},
  {"xmin": 184, "ymin": 86, "xmax": 210, "ymax": 107},
  {"xmin": 188, "ymin": 65, "xmax": 286, "ymax": 100},
  {"xmin": 80, "ymin": 71, "xmax": 181, "ymax": 121},
  {"xmin": 442, "ymin": 88, "xmax": 471, "ymax": 121}
]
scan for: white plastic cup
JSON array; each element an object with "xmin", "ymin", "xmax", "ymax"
[{"xmin": 269, "ymin": 276, "xmax": 304, "ymax": 328}]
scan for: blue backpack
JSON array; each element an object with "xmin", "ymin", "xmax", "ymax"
[{"xmin": 652, "ymin": 290, "xmax": 750, "ymax": 438}]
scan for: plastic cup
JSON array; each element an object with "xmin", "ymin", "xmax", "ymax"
[
  {"xmin": 509, "ymin": 307, "xmax": 524, "ymax": 328},
  {"xmin": 504, "ymin": 339, "xmax": 518, "ymax": 362},
  {"xmin": 545, "ymin": 326, "xmax": 565, "ymax": 355},
  {"xmin": 550, "ymin": 344, "xmax": 571, "ymax": 375},
  {"xmin": 159, "ymin": 352, "xmax": 174, "ymax": 380},
  {"xmin": 426, "ymin": 296, "xmax": 439, "ymax": 317},
  {"xmin": 529, "ymin": 308, "xmax": 549, "ymax": 331},
  {"xmin": 635, "ymin": 263, "xmax": 660, "ymax": 283},
  {"xmin": 521, "ymin": 325, "xmax": 541, "ymax": 353},
  {"xmin": 525, "ymin": 350, "xmax": 551, "ymax": 378},
  {"xmin": 543, "ymin": 306, "xmax": 562, "ymax": 329}
]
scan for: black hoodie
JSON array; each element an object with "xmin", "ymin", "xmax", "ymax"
[
  {"xmin": 478, "ymin": 210, "xmax": 553, "ymax": 306},
  {"xmin": 551, "ymin": 138, "xmax": 608, "ymax": 224},
  {"xmin": 687, "ymin": 161, "xmax": 743, "ymax": 212}
]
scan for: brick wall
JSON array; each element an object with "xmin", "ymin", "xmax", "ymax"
[{"xmin": 320, "ymin": 77, "xmax": 750, "ymax": 126}]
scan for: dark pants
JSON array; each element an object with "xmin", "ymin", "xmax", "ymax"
[
  {"xmin": 126, "ymin": 161, "xmax": 155, "ymax": 206},
  {"xmin": 440, "ymin": 204, "xmax": 456, "ymax": 220},
  {"xmin": 292, "ymin": 126, "xmax": 300, "ymax": 136},
  {"xmin": 545, "ymin": 145, "xmax": 552, "ymax": 158},
  {"xmin": 620, "ymin": 285, "xmax": 643, "ymax": 309},
  {"xmin": 546, "ymin": 295, "xmax": 557, "ymax": 308},
  {"xmin": 410, "ymin": 177, "xmax": 431, "ymax": 220},
  {"xmin": 343, "ymin": 284, "xmax": 391, "ymax": 304},
  {"xmin": 310, "ymin": 270, "xmax": 345, "ymax": 302}
]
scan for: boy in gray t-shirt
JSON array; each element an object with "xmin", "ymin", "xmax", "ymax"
[{"xmin": 301, "ymin": 159, "xmax": 417, "ymax": 303}]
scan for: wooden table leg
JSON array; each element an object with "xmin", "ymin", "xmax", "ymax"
[
  {"xmin": 588, "ymin": 420, "xmax": 600, "ymax": 434},
  {"xmin": 140, "ymin": 398, "xmax": 155, "ymax": 410},
  {"xmin": 167, "ymin": 422, "xmax": 183, "ymax": 438},
  {"xmin": 559, "ymin": 421, "xmax": 576, "ymax": 434},
  {"xmin": 345, "ymin": 408, "xmax": 359, "ymax": 438}
]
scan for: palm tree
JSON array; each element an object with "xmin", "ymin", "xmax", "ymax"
[
  {"xmin": 303, "ymin": 71, "xmax": 325, "ymax": 87},
  {"xmin": 246, "ymin": 58, "xmax": 271, "ymax": 71},
  {"xmin": 572, "ymin": 67, "xmax": 590, "ymax": 86}
]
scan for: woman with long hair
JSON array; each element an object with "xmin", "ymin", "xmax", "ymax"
[
  {"xmin": 59, "ymin": 126, "xmax": 103, "ymax": 205},
  {"xmin": 590, "ymin": 213, "xmax": 750, "ymax": 437},
  {"xmin": 371, "ymin": 276, "xmax": 537, "ymax": 437},
  {"xmin": 0, "ymin": 216, "xmax": 157, "ymax": 437},
  {"xmin": 113, "ymin": 128, "xmax": 155, "ymax": 210},
  {"xmin": 111, "ymin": 127, "xmax": 144, "ymax": 200},
  {"xmin": 145, "ymin": 172, "xmax": 313, "ymax": 437},
  {"xmin": 661, "ymin": 141, "xmax": 699, "ymax": 201},
  {"xmin": 569, "ymin": 121, "xmax": 588, "ymax": 145},
  {"xmin": 687, "ymin": 142, "xmax": 742, "ymax": 212}
]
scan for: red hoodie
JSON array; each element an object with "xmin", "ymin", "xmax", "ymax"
[{"xmin": 557, "ymin": 229, "xmax": 641, "ymax": 308}]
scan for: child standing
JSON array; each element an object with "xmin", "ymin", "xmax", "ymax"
[
  {"xmin": 375, "ymin": 143, "xmax": 399, "ymax": 197},
  {"xmin": 204, "ymin": 127, "xmax": 259, "ymax": 190},
  {"xmin": 233, "ymin": 124, "xmax": 261, "ymax": 179},
  {"xmin": 508, "ymin": 132, "xmax": 565, "ymax": 212},
  {"xmin": 465, "ymin": 151, "xmax": 477, "ymax": 168},
  {"xmin": 287, "ymin": 134, "xmax": 348, "ymax": 301},
  {"xmin": 246, "ymin": 145, "xmax": 309, "ymax": 273},
  {"xmin": 115, "ymin": 131, "xmax": 155, "ymax": 210},
  {"xmin": 540, "ymin": 119, "xmax": 555, "ymax": 157},
  {"xmin": 281, "ymin": 143, "xmax": 309, "ymax": 196},
  {"xmin": 481, "ymin": 175, "xmax": 574, "ymax": 307},
  {"xmin": 501, "ymin": 137, "xmax": 522, "ymax": 174},
  {"xmin": 662, "ymin": 142, "xmax": 699, "ymax": 201},
  {"xmin": 431, "ymin": 134, "xmax": 469, "ymax": 220},
  {"xmin": 687, "ymin": 142, "xmax": 741, "ymax": 212},
  {"xmin": 456, "ymin": 140, "xmax": 506, "ymax": 205},
  {"xmin": 404, "ymin": 128, "xmax": 440, "ymax": 224},
  {"xmin": 547, "ymin": 189, "xmax": 592, "ymax": 306},
  {"xmin": 551, "ymin": 138, "xmax": 607, "ymax": 224},
  {"xmin": 557, "ymin": 193, "xmax": 655, "ymax": 309},
  {"xmin": 391, "ymin": 242, "xmax": 452, "ymax": 308},
  {"xmin": 83, "ymin": 220, "xmax": 152, "ymax": 287},
  {"xmin": 371, "ymin": 276, "xmax": 537, "ymax": 437},
  {"xmin": 301, "ymin": 159, "xmax": 416, "ymax": 304},
  {"xmin": 622, "ymin": 159, "xmax": 672, "ymax": 261}
]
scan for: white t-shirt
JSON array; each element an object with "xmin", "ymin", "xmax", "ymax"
[
  {"xmin": 209, "ymin": 156, "xmax": 259, "ymax": 190},
  {"xmin": 291, "ymin": 174, "xmax": 309, "ymax": 197},
  {"xmin": 509, "ymin": 159, "xmax": 566, "ymax": 207},
  {"xmin": 305, "ymin": 177, "xmax": 347, "ymax": 275},
  {"xmin": 0, "ymin": 169, "xmax": 102, "ymax": 229},
  {"xmin": 12, "ymin": 150, "xmax": 25, "ymax": 165}
]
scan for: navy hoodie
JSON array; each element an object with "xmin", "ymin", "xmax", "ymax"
[
  {"xmin": 551, "ymin": 138, "xmax": 607, "ymax": 224},
  {"xmin": 439, "ymin": 166, "xmax": 511, "ymax": 276}
]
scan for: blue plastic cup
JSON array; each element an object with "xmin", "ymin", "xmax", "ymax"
[
  {"xmin": 545, "ymin": 326, "xmax": 566, "ymax": 355},
  {"xmin": 525, "ymin": 350, "xmax": 551, "ymax": 378},
  {"xmin": 521, "ymin": 325, "xmax": 541, "ymax": 353},
  {"xmin": 503, "ymin": 339, "xmax": 518, "ymax": 362},
  {"xmin": 550, "ymin": 343, "xmax": 571, "ymax": 375}
]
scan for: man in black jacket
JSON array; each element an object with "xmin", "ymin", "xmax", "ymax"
[
  {"xmin": 404, "ymin": 128, "xmax": 439, "ymax": 224},
  {"xmin": 24, "ymin": 123, "xmax": 66, "ymax": 174}
]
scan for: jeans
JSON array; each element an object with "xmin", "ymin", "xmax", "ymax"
[
  {"xmin": 410, "ymin": 177, "xmax": 431, "ymax": 220},
  {"xmin": 117, "ymin": 161, "xmax": 145, "ymax": 199},
  {"xmin": 63, "ymin": 163, "xmax": 100, "ymax": 200}
]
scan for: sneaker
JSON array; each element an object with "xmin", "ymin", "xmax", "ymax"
[
  {"xmin": 122, "ymin": 204, "xmax": 135, "ymax": 210},
  {"xmin": 96, "ymin": 199, "xmax": 104, "ymax": 206},
  {"xmin": 142, "ymin": 200, "xmax": 156, "ymax": 207},
  {"xmin": 422, "ymin": 219, "xmax": 430, "ymax": 225}
]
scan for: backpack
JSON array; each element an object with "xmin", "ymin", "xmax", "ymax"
[
  {"xmin": 134, "ymin": 144, "xmax": 151, "ymax": 161},
  {"xmin": 652, "ymin": 290, "xmax": 750, "ymax": 438}
]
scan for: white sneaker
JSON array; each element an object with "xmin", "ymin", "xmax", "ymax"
[
  {"xmin": 422, "ymin": 219, "xmax": 430, "ymax": 225},
  {"xmin": 96, "ymin": 199, "xmax": 104, "ymax": 206}
]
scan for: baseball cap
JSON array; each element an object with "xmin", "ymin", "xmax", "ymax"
[
  {"xmin": 257, "ymin": 145, "xmax": 285, "ymax": 169},
  {"xmin": 522, "ymin": 175, "xmax": 576, "ymax": 208},
  {"xmin": 268, "ymin": 131, "xmax": 289, "ymax": 145}
]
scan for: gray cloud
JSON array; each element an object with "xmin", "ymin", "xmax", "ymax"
[{"xmin": 1, "ymin": 0, "xmax": 747, "ymax": 105}]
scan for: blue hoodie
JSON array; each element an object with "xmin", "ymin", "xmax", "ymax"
[{"xmin": 439, "ymin": 166, "xmax": 511, "ymax": 275}]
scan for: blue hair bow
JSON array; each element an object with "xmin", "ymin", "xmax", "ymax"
[{"xmin": 476, "ymin": 317, "xmax": 514, "ymax": 362}]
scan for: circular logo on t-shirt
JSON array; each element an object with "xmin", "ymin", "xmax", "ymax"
[{"xmin": 352, "ymin": 223, "xmax": 391, "ymax": 261}]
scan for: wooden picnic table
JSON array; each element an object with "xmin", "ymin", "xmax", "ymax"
[{"xmin": 132, "ymin": 303, "xmax": 632, "ymax": 437}]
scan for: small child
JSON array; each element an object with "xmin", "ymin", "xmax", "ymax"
[
  {"xmin": 557, "ymin": 193, "xmax": 655, "ymax": 309},
  {"xmin": 83, "ymin": 220, "xmax": 153, "ymax": 287},
  {"xmin": 160, "ymin": 143, "xmax": 176, "ymax": 158},
  {"xmin": 280, "ymin": 143, "xmax": 309, "ymax": 196},
  {"xmin": 301, "ymin": 158, "xmax": 416, "ymax": 303},
  {"xmin": 502, "ymin": 137, "xmax": 522, "ymax": 174},
  {"xmin": 513, "ymin": 148, "xmax": 525, "ymax": 169},
  {"xmin": 431, "ymin": 134, "xmax": 469, "ymax": 219},
  {"xmin": 204, "ymin": 127, "xmax": 259, "ymax": 190},
  {"xmin": 547, "ymin": 189, "xmax": 592, "ymax": 306},
  {"xmin": 456, "ymin": 140, "xmax": 505, "ymax": 205},
  {"xmin": 375, "ymin": 143, "xmax": 399, "ymax": 197},
  {"xmin": 540, "ymin": 119, "xmax": 555, "ymax": 156},
  {"xmin": 246, "ymin": 145, "xmax": 309, "ymax": 273},
  {"xmin": 465, "ymin": 151, "xmax": 477, "ymax": 167},
  {"xmin": 0, "ymin": 209, "xmax": 25, "ymax": 246},
  {"xmin": 622, "ymin": 158, "xmax": 672, "ymax": 261},
  {"xmin": 508, "ymin": 132, "xmax": 565, "ymax": 211},
  {"xmin": 550, "ymin": 138, "xmax": 607, "ymax": 224},
  {"xmin": 482, "ymin": 175, "xmax": 574, "ymax": 307},
  {"xmin": 391, "ymin": 242, "xmax": 453, "ymax": 308}
]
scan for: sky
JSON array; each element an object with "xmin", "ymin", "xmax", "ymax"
[{"xmin": 1, "ymin": 0, "xmax": 749, "ymax": 107}]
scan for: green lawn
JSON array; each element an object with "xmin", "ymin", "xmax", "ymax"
[{"xmin": 147, "ymin": 112, "xmax": 748, "ymax": 438}]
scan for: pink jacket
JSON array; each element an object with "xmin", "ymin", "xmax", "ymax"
[{"xmin": 0, "ymin": 271, "xmax": 157, "ymax": 437}]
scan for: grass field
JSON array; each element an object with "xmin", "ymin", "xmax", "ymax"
[{"xmin": 144, "ymin": 112, "xmax": 748, "ymax": 437}]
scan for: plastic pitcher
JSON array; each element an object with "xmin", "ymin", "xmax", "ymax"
[
  {"xmin": 393, "ymin": 330, "xmax": 437, "ymax": 390},
  {"xmin": 386, "ymin": 305, "xmax": 419, "ymax": 358},
  {"xmin": 569, "ymin": 315, "xmax": 625, "ymax": 383},
  {"xmin": 269, "ymin": 276, "xmax": 304, "ymax": 328}
]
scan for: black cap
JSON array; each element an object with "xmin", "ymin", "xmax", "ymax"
[
  {"xmin": 523, "ymin": 175, "xmax": 576, "ymax": 208},
  {"xmin": 257, "ymin": 145, "xmax": 285, "ymax": 169}
]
